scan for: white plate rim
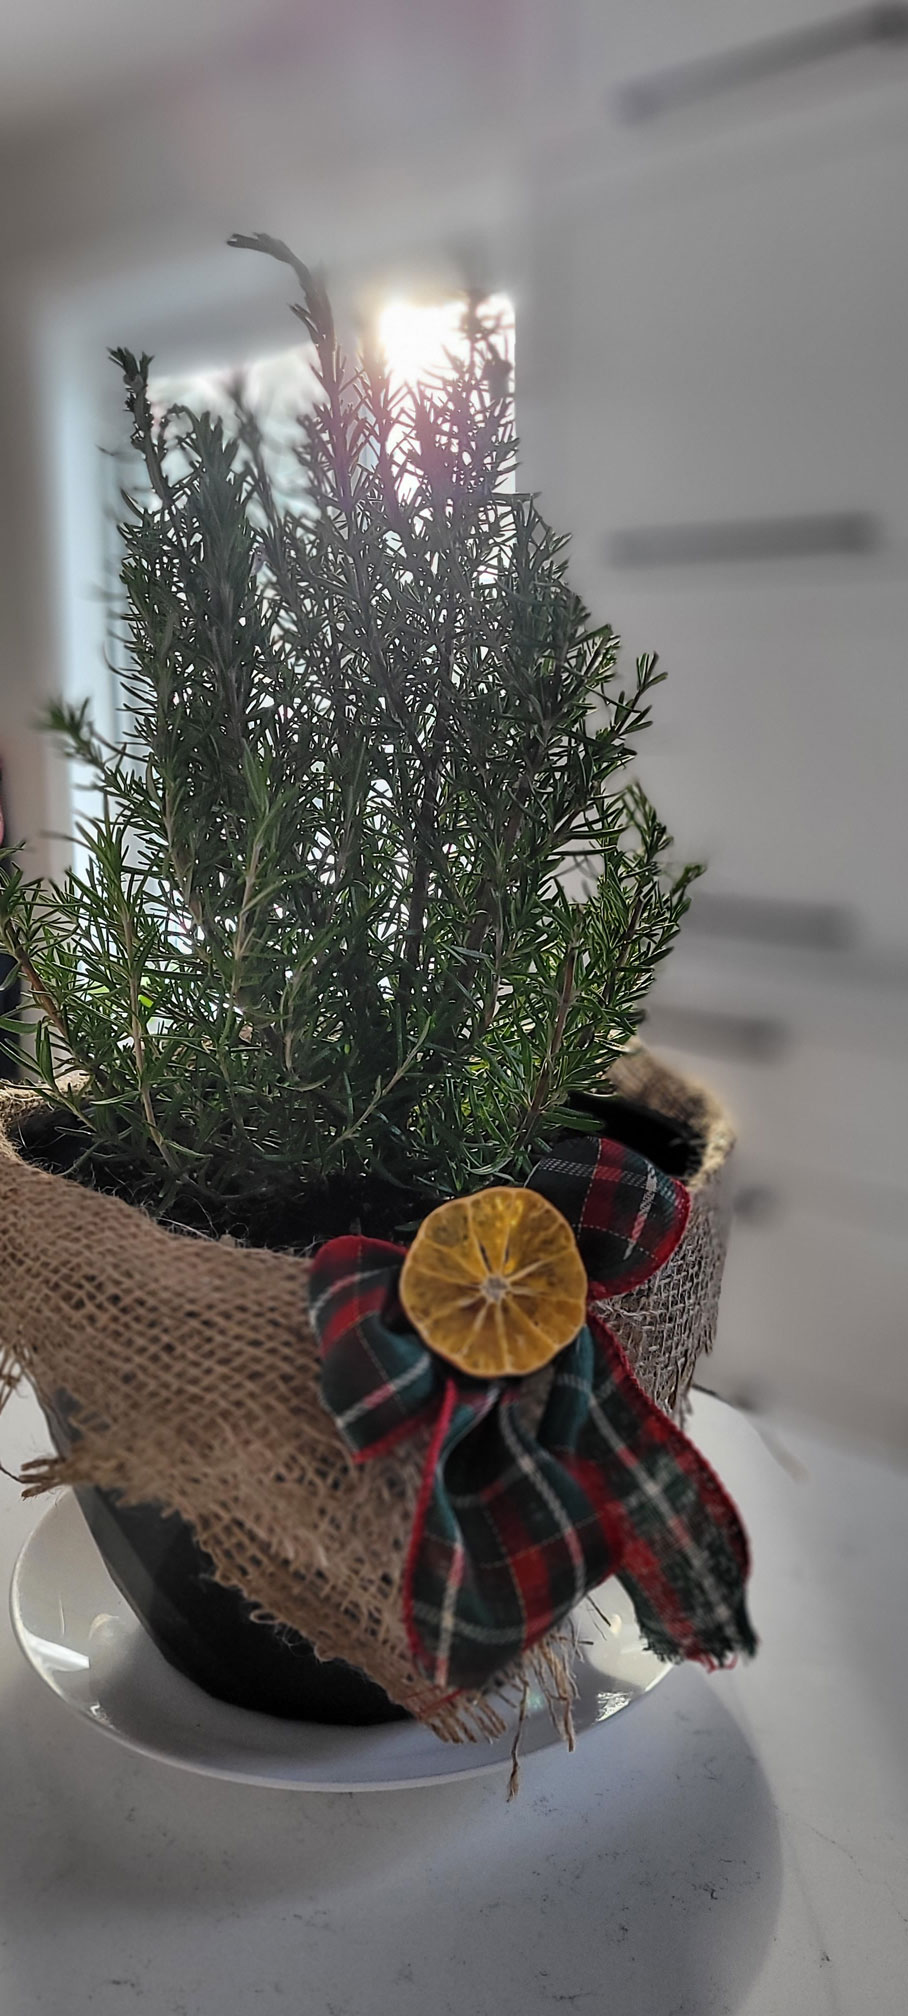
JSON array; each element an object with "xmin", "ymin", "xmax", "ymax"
[{"xmin": 9, "ymin": 1490, "xmax": 671, "ymax": 1792}]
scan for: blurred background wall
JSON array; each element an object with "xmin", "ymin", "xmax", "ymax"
[{"xmin": 0, "ymin": 0, "xmax": 905, "ymax": 1451}]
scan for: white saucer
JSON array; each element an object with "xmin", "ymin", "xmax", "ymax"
[{"xmin": 9, "ymin": 1491, "xmax": 670, "ymax": 1792}]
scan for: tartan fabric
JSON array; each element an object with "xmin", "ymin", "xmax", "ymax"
[
  {"xmin": 309, "ymin": 1141, "xmax": 755, "ymax": 1695},
  {"xmin": 528, "ymin": 1131, "xmax": 690, "ymax": 1294},
  {"xmin": 315, "ymin": 1238, "xmax": 439, "ymax": 1459}
]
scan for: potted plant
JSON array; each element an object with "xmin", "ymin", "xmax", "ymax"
[{"xmin": 0, "ymin": 237, "xmax": 753, "ymax": 1742}]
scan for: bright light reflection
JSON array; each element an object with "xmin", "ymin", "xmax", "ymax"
[
  {"xmin": 27, "ymin": 1633, "xmax": 90, "ymax": 1671},
  {"xmin": 377, "ymin": 293, "xmax": 514, "ymax": 389}
]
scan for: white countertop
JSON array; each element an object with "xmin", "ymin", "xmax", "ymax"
[{"xmin": 1, "ymin": 1385, "xmax": 906, "ymax": 2016}]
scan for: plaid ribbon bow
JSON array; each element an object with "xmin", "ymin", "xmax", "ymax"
[{"xmin": 309, "ymin": 1134, "xmax": 756, "ymax": 1695}]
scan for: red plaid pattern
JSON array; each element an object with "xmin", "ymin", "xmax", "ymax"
[
  {"xmin": 309, "ymin": 1135, "xmax": 755, "ymax": 1695},
  {"xmin": 529, "ymin": 1131, "xmax": 690, "ymax": 1293}
]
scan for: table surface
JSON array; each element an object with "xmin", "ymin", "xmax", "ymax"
[{"xmin": 1, "ymin": 1385, "xmax": 906, "ymax": 2016}]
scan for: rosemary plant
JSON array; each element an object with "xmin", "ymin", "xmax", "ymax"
[{"xmin": 0, "ymin": 235, "xmax": 699, "ymax": 1241}]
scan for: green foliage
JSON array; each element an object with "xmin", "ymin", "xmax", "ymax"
[{"xmin": 0, "ymin": 235, "xmax": 700, "ymax": 1233}]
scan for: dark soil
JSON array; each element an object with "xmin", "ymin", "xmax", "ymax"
[
  {"xmin": 12, "ymin": 1091, "xmax": 704, "ymax": 1254},
  {"xmin": 11, "ymin": 1100, "xmax": 439, "ymax": 1252},
  {"xmin": 561, "ymin": 1091, "xmax": 703, "ymax": 1181}
]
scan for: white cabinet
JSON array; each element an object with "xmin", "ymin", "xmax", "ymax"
[
  {"xmin": 592, "ymin": 575, "xmax": 908, "ymax": 950},
  {"xmin": 647, "ymin": 1000, "xmax": 908, "ymax": 1451},
  {"xmin": 520, "ymin": 42, "xmax": 908, "ymax": 1447},
  {"xmin": 524, "ymin": 2, "xmax": 908, "ymax": 152},
  {"xmin": 523, "ymin": 126, "xmax": 908, "ymax": 947},
  {"xmin": 719, "ymin": 1184, "xmax": 908, "ymax": 1449}
]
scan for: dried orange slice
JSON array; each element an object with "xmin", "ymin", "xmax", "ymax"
[{"xmin": 399, "ymin": 1187, "xmax": 587, "ymax": 1380}]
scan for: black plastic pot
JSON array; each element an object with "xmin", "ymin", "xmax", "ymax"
[
  {"xmin": 45, "ymin": 1397, "xmax": 406, "ymax": 1726},
  {"xmin": 75, "ymin": 1479, "xmax": 408, "ymax": 1724},
  {"xmin": 44, "ymin": 1095, "xmax": 700, "ymax": 1726}
]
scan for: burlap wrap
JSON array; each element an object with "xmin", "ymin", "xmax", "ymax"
[{"xmin": 0, "ymin": 1047, "xmax": 734, "ymax": 1741}]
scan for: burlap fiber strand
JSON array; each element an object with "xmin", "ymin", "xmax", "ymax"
[
  {"xmin": 0, "ymin": 1046, "xmax": 734, "ymax": 1744},
  {"xmin": 595, "ymin": 1048, "xmax": 735, "ymax": 1419}
]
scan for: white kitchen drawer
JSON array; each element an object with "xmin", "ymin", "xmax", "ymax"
[
  {"xmin": 593, "ymin": 574, "xmax": 908, "ymax": 949},
  {"xmin": 710, "ymin": 1186, "xmax": 908, "ymax": 1451},
  {"xmin": 639, "ymin": 1027, "xmax": 908, "ymax": 1449},
  {"xmin": 521, "ymin": 117, "xmax": 908, "ymax": 946},
  {"xmin": 529, "ymin": 75, "xmax": 908, "ymax": 480},
  {"xmin": 643, "ymin": 1010, "xmax": 908, "ymax": 1198},
  {"xmin": 539, "ymin": 139, "xmax": 908, "ymax": 549},
  {"xmin": 525, "ymin": 1, "xmax": 908, "ymax": 169}
]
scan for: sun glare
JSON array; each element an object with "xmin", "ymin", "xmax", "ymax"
[{"xmin": 377, "ymin": 293, "xmax": 514, "ymax": 388}]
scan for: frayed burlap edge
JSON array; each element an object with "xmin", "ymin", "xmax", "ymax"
[
  {"xmin": 0, "ymin": 1045, "xmax": 733, "ymax": 1747},
  {"xmin": 602, "ymin": 1046, "xmax": 735, "ymax": 1420}
]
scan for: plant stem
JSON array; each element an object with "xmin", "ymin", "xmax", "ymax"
[
  {"xmin": 119, "ymin": 899, "xmax": 182, "ymax": 1173},
  {"xmin": 517, "ymin": 947, "xmax": 577, "ymax": 1149},
  {"xmin": 0, "ymin": 918, "xmax": 70, "ymax": 1045},
  {"xmin": 229, "ymin": 831, "xmax": 264, "ymax": 1018}
]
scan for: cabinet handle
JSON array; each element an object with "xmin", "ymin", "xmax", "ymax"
[
  {"xmin": 645, "ymin": 1003, "xmax": 790, "ymax": 1063},
  {"xmin": 733, "ymin": 1184, "xmax": 783, "ymax": 1226},
  {"xmin": 608, "ymin": 514, "xmax": 880, "ymax": 569},
  {"xmin": 617, "ymin": 6, "xmax": 908, "ymax": 123},
  {"xmin": 684, "ymin": 892, "xmax": 856, "ymax": 953}
]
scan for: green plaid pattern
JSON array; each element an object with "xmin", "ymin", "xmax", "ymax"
[
  {"xmin": 528, "ymin": 1129, "xmax": 690, "ymax": 1293},
  {"xmin": 309, "ymin": 1139, "xmax": 755, "ymax": 1694}
]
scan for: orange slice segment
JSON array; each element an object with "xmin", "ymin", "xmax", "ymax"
[{"xmin": 399, "ymin": 1186, "xmax": 587, "ymax": 1380}]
